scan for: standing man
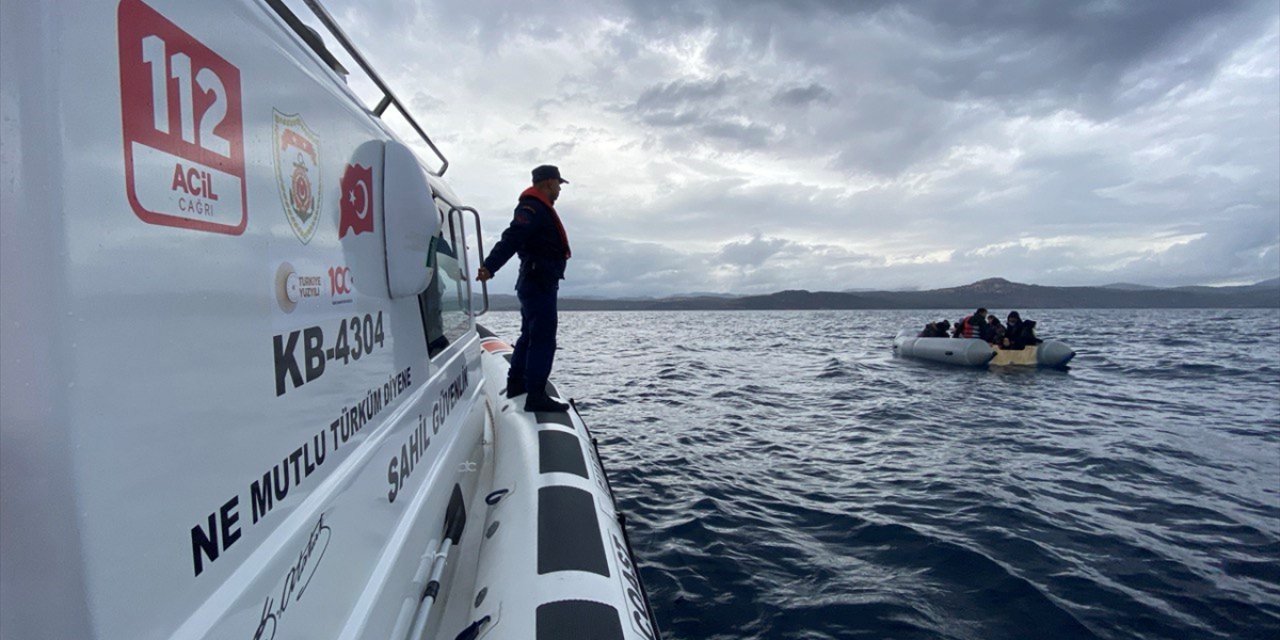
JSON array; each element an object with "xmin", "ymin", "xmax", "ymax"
[{"xmin": 477, "ymin": 165, "xmax": 572, "ymax": 412}]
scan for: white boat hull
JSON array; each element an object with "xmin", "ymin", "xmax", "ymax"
[{"xmin": 471, "ymin": 332, "xmax": 659, "ymax": 640}]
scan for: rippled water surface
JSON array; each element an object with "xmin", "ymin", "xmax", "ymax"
[{"xmin": 482, "ymin": 309, "xmax": 1280, "ymax": 640}]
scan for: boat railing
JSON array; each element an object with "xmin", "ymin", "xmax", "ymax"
[
  {"xmin": 272, "ymin": 0, "xmax": 451, "ymax": 176},
  {"xmin": 434, "ymin": 193, "xmax": 489, "ymax": 318},
  {"xmin": 450, "ymin": 206, "xmax": 490, "ymax": 317}
]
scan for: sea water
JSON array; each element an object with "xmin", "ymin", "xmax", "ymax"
[{"xmin": 483, "ymin": 309, "xmax": 1280, "ymax": 640}]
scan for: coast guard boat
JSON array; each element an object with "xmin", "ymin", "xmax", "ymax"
[{"xmin": 0, "ymin": 1, "xmax": 658, "ymax": 638}]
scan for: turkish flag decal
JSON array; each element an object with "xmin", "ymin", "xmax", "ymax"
[{"xmin": 339, "ymin": 163, "xmax": 374, "ymax": 239}]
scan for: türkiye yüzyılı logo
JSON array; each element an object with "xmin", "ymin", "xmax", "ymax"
[{"xmin": 273, "ymin": 110, "xmax": 322, "ymax": 244}]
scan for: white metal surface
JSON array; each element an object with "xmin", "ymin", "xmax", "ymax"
[
  {"xmin": 384, "ymin": 140, "xmax": 441, "ymax": 300},
  {"xmin": 1, "ymin": 1, "xmax": 490, "ymax": 638},
  {"xmin": 3, "ymin": 3, "xmax": 653, "ymax": 639}
]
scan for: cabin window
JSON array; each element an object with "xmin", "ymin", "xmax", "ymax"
[{"xmin": 419, "ymin": 235, "xmax": 471, "ymax": 357}]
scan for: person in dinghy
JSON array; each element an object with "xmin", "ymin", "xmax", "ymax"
[
  {"xmin": 477, "ymin": 164, "xmax": 573, "ymax": 412},
  {"xmin": 918, "ymin": 319, "xmax": 951, "ymax": 337},
  {"xmin": 952, "ymin": 308, "xmax": 988, "ymax": 338}
]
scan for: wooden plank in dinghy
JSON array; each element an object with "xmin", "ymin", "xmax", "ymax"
[{"xmin": 990, "ymin": 345, "xmax": 1039, "ymax": 366}]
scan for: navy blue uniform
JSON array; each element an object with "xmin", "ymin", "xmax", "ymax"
[{"xmin": 482, "ymin": 187, "xmax": 571, "ymax": 391}]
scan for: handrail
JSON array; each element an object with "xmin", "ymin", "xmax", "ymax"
[
  {"xmin": 445, "ymin": 209, "xmax": 470, "ymax": 314},
  {"xmin": 298, "ymin": 0, "xmax": 450, "ymax": 176},
  {"xmin": 451, "ymin": 206, "xmax": 489, "ymax": 316}
]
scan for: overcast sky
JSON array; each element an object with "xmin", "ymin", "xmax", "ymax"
[{"xmin": 326, "ymin": 0, "xmax": 1279, "ymax": 297}]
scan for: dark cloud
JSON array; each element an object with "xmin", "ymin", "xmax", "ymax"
[
  {"xmin": 540, "ymin": 237, "xmax": 709, "ymax": 297},
  {"xmin": 1113, "ymin": 208, "xmax": 1280, "ymax": 286},
  {"xmin": 619, "ymin": 0, "xmax": 1265, "ymax": 115},
  {"xmin": 634, "ymin": 75, "xmax": 739, "ymax": 111},
  {"xmin": 772, "ymin": 83, "xmax": 834, "ymax": 107},
  {"xmin": 508, "ymin": 141, "xmax": 578, "ymax": 166},
  {"xmin": 328, "ymin": 0, "xmax": 1278, "ymax": 293},
  {"xmin": 698, "ymin": 121, "xmax": 774, "ymax": 148},
  {"xmin": 600, "ymin": 0, "xmax": 1275, "ymax": 176},
  {"xmin": 625, "ymin": 75, "xmax": 780, "ymax": 149},
  {"xmin": 718, "ymin": 234, "xmax": 790, "ymax": 266}
]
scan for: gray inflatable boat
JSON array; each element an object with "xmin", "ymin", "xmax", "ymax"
[{"xmin": 893, "ymin": 330, "xmax": 1075, "ymax": 368}]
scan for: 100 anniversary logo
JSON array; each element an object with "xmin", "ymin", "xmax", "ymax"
[{"xmin": 272, "ymin": 110, "xmax": 321, "ymax": 244}]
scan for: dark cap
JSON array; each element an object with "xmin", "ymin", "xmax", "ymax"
[{"xmin": 531, "ymin": 165, "xmax": 568, "ymax": 185}]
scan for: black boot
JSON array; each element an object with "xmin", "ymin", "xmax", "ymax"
[
  {"xmin": 505, "ymin": 377, "xmax": 526, "ymax": 399},
  {"xmin": 524, "ymin": 390, "xmax": 568, "ymax": 413}
]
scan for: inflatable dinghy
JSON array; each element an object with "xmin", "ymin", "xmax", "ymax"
[
  {"xmin": 894, "ymin": 330, "xmax": 1076, "ymax": 368},
  {"xmin": 893, "ymin": 330, "xmax": 996, "ymax": 366}
]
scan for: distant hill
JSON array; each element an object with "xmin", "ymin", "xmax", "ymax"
[
  {"xmin": 485, "ymin": 277, "xmax": 1280, "ymax": 311},
  {"xmin": 1100, "ymin": 282, "xmax": 1159, "ymax": 291}
]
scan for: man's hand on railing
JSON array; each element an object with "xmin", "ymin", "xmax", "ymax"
[{"xmin": 476, "ymin": 266, "xmax": 492, "ymax": 282}]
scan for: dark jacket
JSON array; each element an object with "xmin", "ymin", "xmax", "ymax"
[
  {"xmin": 982, "ymin": 320, "xmax": 1004, "ymax": 344},
  {"xmin": 482, "ymin": 187, "xmax": 571, "ymax": 289},
  {"xmin": 919, "ymin": 322, "xmax": 949, "ymax": 338},
  {"xmin": 1005, "ymin": 319, "xmax": 1040, "ymax": 349}
]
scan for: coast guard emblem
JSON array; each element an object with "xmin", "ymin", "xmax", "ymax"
[{"xmin": 273, "ymin": 110, "xmax": 322, "ymax": 244}]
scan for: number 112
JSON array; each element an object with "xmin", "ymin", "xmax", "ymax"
[{"xmin": 140, "ymin": 34, "xmax": 231, "ymax": 157}]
